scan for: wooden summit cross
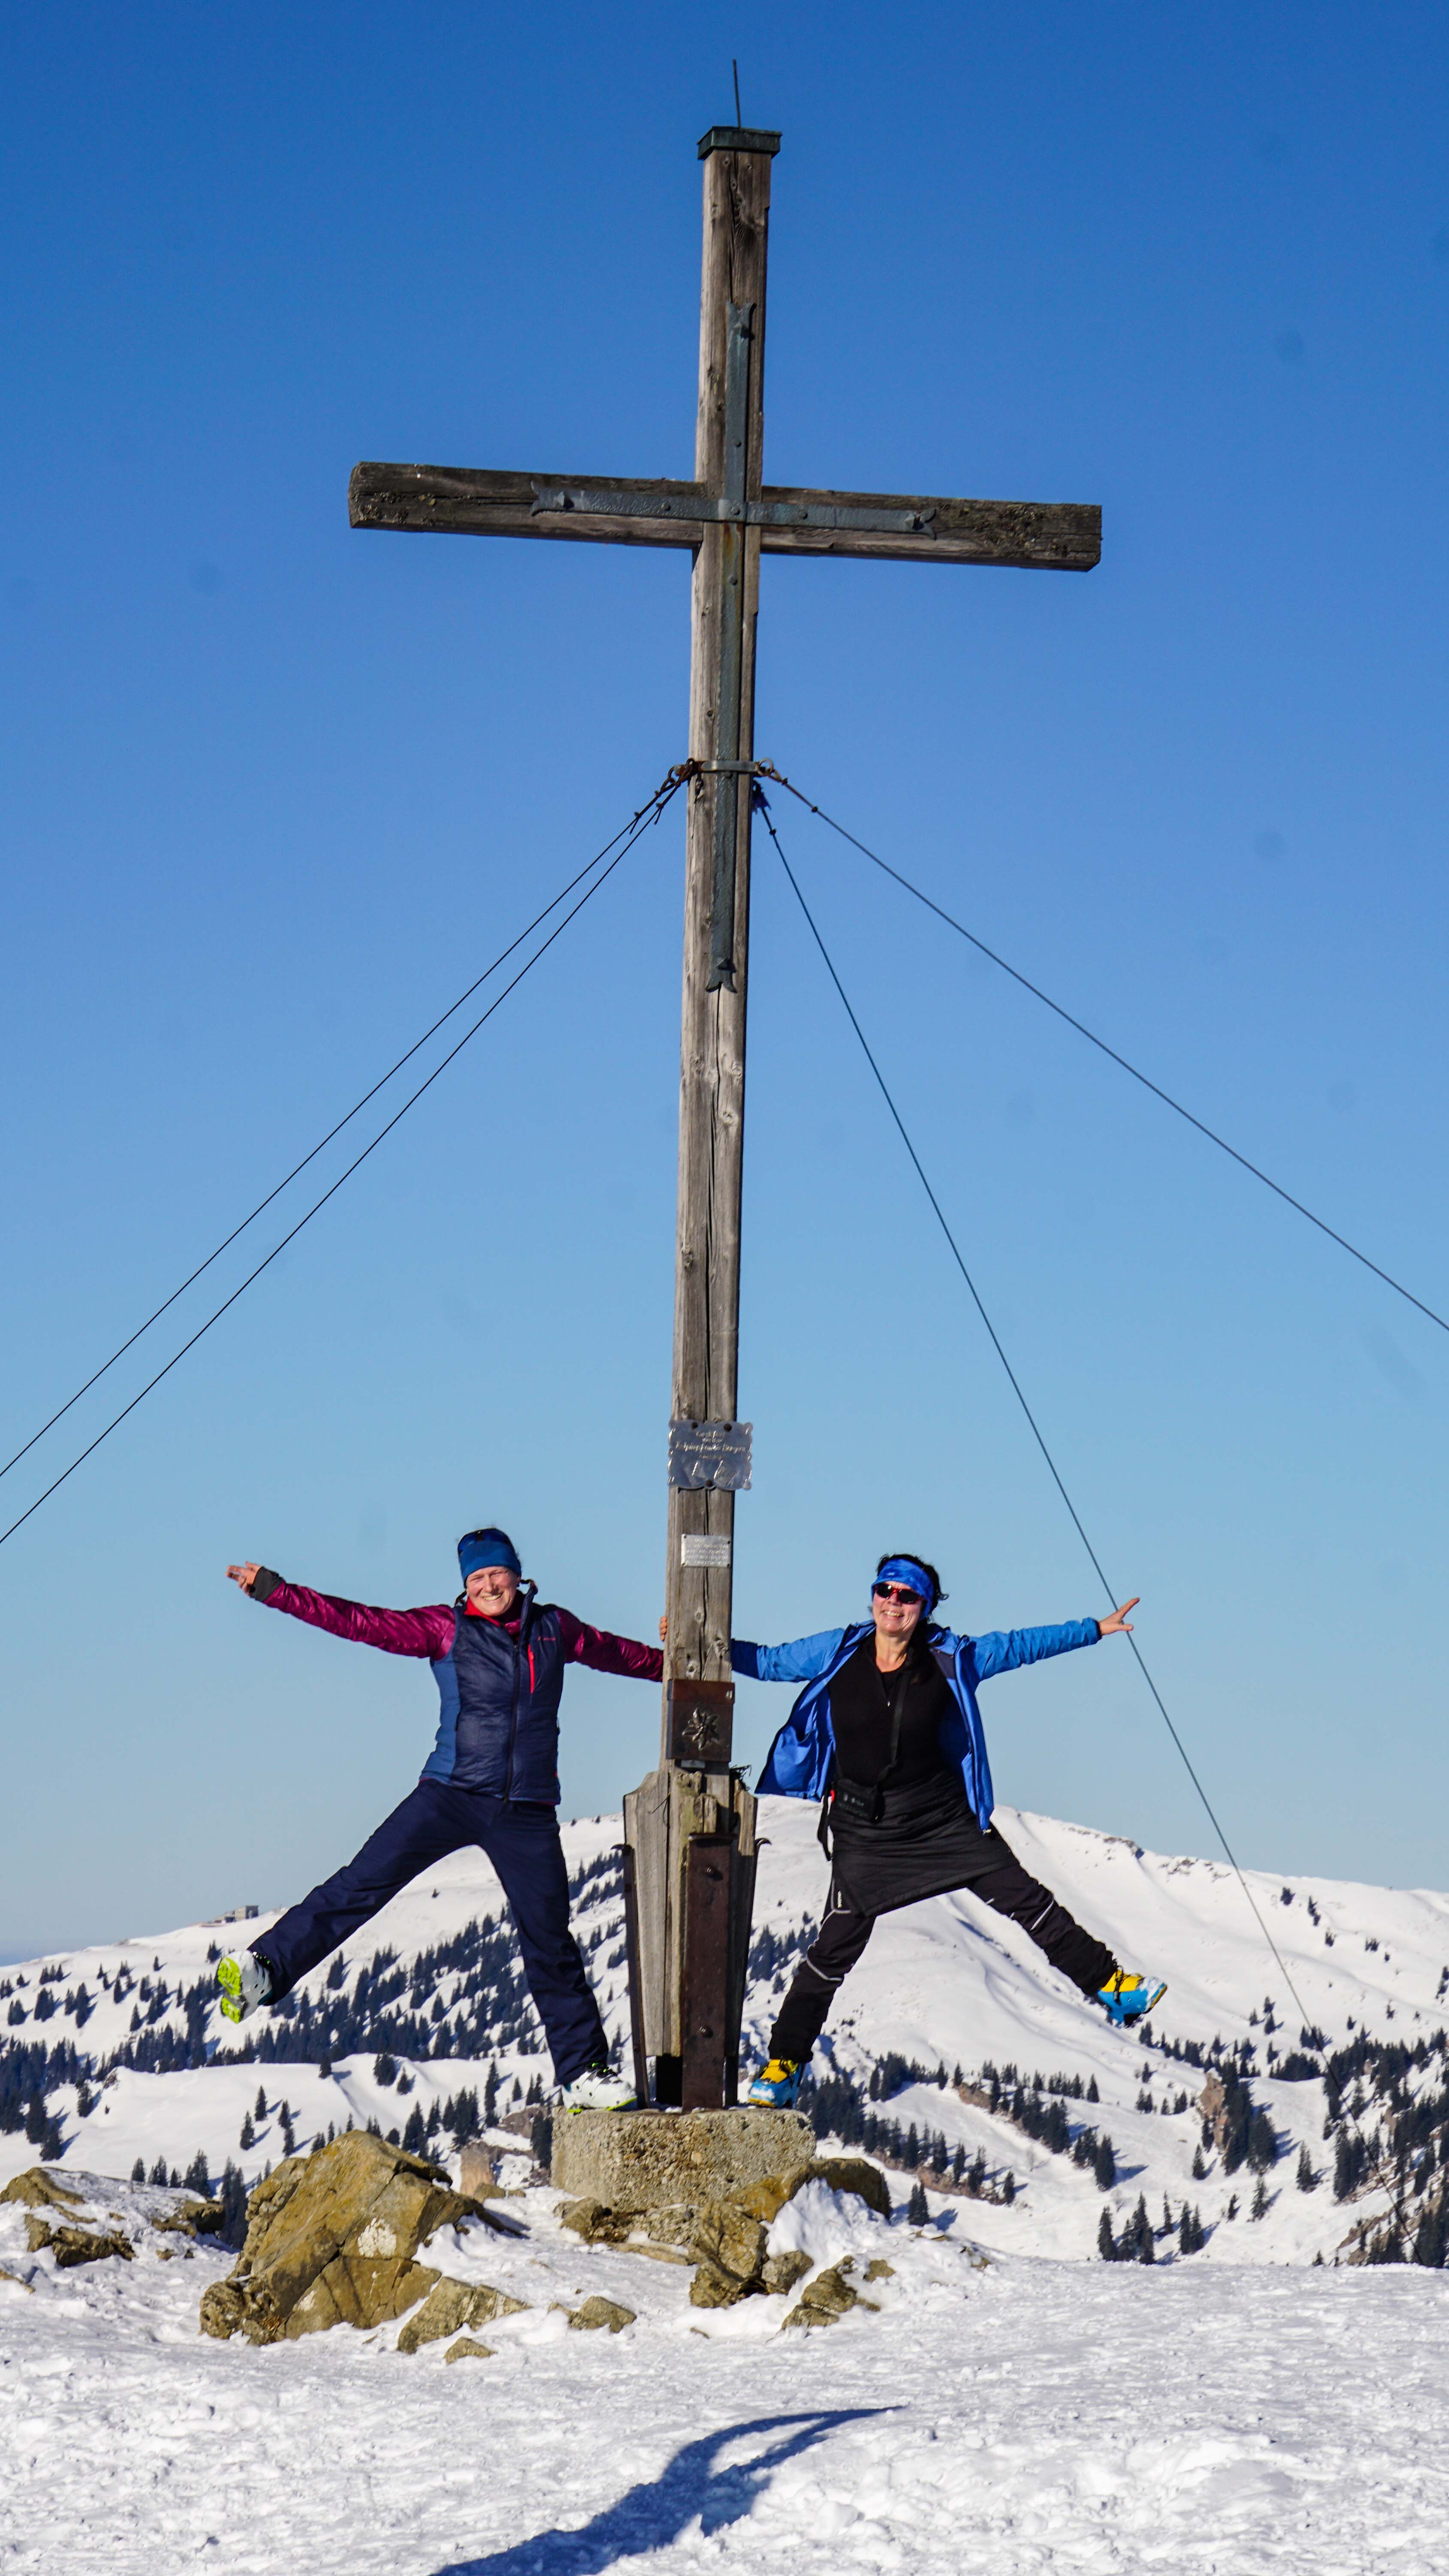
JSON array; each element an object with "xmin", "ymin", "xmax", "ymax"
[{"xmin": 350, "ymin": 124, "xmax": 1099, "ymax": 2112}]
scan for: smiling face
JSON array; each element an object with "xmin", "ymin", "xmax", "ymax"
[
  {"xmin": 465, "ymin": 1563, "xmax": 520, "ymax": 1617},
  {"xmin": 871, "ymin": 1580, "xmax": 925, "ymax": 1649}
]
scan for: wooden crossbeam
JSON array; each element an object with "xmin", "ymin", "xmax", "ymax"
[{"xmin": 349, "ymin": 461, "xmax": 1100, "ymax": 571}]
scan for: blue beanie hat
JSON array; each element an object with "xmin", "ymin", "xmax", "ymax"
[{"xmin": 458, "ymin": 1526, "xmax": 522, "ymax": 1582}]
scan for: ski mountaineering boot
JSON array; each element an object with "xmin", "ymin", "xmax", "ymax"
[
  {"xmin": 746, "ymin": 2058, "xmax": 803, "ymax": 2108},
  {"xmin": 557, "ymin": 2062, "xmax": 636, "ymax": 2112},
  {"xmin": 215, "ymin": 1951, "xmax": 273, "ymax": 2026},
  {"xmin": 1097, "ymin": 1970, "xmax": 1167, "ymax": 2026}
]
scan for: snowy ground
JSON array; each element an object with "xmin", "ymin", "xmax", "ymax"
[
  {"xmin": 6, "ymin": 1804, "xmax": 1449, "ymax": 2568},
  {"xmin": 2, "ymin": 2168, "xmax": 1446, "ymax": 2574},
  {"xmin": 8, "ymin": 1799, "xmax": 1448, "ymax": 2267}
]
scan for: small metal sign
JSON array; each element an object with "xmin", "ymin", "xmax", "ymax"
[
  {"xmin": 668, "ymin": 1419, "xmax": 753, "ymax": 1491},
  {"xmin": 681, "ymin": 1533, "xmax": 731, "ymax": 1568}
]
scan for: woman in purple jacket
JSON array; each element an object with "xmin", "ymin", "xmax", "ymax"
[{"xmin": 215, "ymin": 1525, "xmax": 660, "ymax": 2111}]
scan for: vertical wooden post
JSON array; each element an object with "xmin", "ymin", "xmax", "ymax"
[{"xmin": 624, "ymin": 126, "xmax": 778, "ymax": 2110}]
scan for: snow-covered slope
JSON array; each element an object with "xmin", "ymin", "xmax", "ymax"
[{"xmin": 5, "ymin": 1801, "xmax": 1448, "ymax": 2267}]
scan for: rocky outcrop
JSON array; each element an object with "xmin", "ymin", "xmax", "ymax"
[
  {"xmin": 199, "ymin": 2131, "xmax": 504, "ymax": 2346},
  {"xmin": 445, "ymin": 2335, "xmax": 495, "ymax": 2363},
  {"xmin": 557, "ymin": 2151, "xmax": 892, "ymax": 2309},
  {"xmin": 2, "ymin": 2168, "xmax": 139, "ymax": 2269},
  {"xmin": 782, "ymin": 2257, "xmax": 880, "ymax": 2330},
  {"xmin": 395, "ymin": 2274, "xmax": 529, "ymax": 2353},
  {"xmin": 568, "ymin": 2295, "xmax": 635, "ymax": 2332}
]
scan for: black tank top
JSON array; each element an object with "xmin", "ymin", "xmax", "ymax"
[{"xmin": 829, "ymin": 1635, "xmax": 954, "ymax": 1789}]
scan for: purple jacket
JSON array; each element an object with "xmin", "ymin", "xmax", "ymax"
[{"xmin": 251, "ymin": 1572, "xmax": 662, "ymax": 1798}]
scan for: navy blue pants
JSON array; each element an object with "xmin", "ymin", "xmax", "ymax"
[{"xmin": 253, "ymin": 1778, "xmax": 607, "ymax": 2087}]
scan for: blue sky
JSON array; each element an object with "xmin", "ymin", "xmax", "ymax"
[{"xmin": 3, "ymin": 3, "xmax": 1448, "ymax": 1958}]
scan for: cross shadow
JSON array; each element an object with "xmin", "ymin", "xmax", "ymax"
[{"xmin": 432, "ymin": 2408, "xmax": 887, "ymax": 2575}]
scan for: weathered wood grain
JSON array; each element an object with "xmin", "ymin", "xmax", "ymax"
[{"xmin": 349, "ymin": 462, "xmax": 1100, "ymax": 570}]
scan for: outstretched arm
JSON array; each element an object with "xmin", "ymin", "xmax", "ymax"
[
  {"xmin": 558, "ymin": 1610, "xmax": 664, "ymax": 1683},
  {"xmin": 730, "ymin": 1628, "xmax": 851, "ymax": 1684},
  {"xmin": 969, "ymin": 1599, "xmax": 1137, "ymax": 1682},
  {"xmin": 226, "ymin": 1562, "xmax": 455, "ymax": 1658}
]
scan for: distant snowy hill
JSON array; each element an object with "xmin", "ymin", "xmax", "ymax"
[{"xmin": 4, "ymin": 1800, "xmax": 1448, "ymax": 2268}]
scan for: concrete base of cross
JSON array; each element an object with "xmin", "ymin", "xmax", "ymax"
[{"xmin": 551, "ymin": 2107, "xmax": 815, "ymax": 2213}]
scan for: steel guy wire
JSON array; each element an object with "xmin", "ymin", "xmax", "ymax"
[
  {"xmin": 0, "ymin": 775, "xmax": 682, "ymax": 1493},
  {"xmin": 766, "ymin": 770, "xmax": 1449, "ymax": 1344},
  {"xmin": 0, "ymin": 777, "xmax": 680, "ymax": 1554},
  {"xmin": 757, "ymin": 785, "xmax": 1318, "ymax": 2040}
]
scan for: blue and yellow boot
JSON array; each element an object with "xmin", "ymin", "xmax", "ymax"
[
  {"xmin": 1097, "ymin": 1970, "xmax": 1167, "ymax": 2026},
  {"xmin": 746, "ymin": 2057, "xmax": 803, "ymax": 2108}
]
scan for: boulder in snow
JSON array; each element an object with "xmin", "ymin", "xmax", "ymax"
[
  {"xmin": 199, "ymin": 2131, "xmax": 501, "ymax": 2346},
  {"xmin": 568, "ymin": 2296, "xmax": 635, "ymax": 2333},
  {"xmin": 396, "ymin": 2274, "xmax": 530, "ymax": 2352}
]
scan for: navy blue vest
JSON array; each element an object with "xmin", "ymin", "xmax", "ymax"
[{"xmin": 421, "ymin": 1588, "xmax": 568, "ymax": 1798}]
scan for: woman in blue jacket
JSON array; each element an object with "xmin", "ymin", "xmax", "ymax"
[{"xmin": 734, "ymin": 1552, "xmax": 1164, "ymax": 2108}]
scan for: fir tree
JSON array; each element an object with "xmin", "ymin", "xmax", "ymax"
[
  {"xmin": 1251, "ymin": 2175, "xmax": 1270, "ymax": 2220},
  {"xmin": 1191, "ymin": 2145, "xmax": 1207, "ymax": 2180},
  {"xmin": 1086, "ymin": 2074, "xmax": 1100, "ymax": 2103},
  {"xmin": 1295, "ymin": 2145, "xmax": 1317, "ymax": 2192},
  {"xmin": 1097, "ymin": 2208, "xmax": 1116, "ymax": 2261},
  {"xmin": 1000, "ymin": 2171, "xmax": 1016, "ymax": 2205},
  {"xmin": 1131, "ymin": 2194, "xmax": 1155, "ymax": 2263},
  {"xmin": 217, "ymin": 2160, "xmax": 249, "ymax": 2251},
  {"xmin": 239, "ymin": 2111, "xmax": 255, "ymax": 2150},
  {"xmin": 131, "ymin": 2157, "xmax": 146, "ymax": 2182},
  {"xmin": 907, "ymin": 2181, "xmax": 929, "ymax": 2225},
  {"xmin": 1093, "ymin": 2133, "xmax": 1116, "ymax": 2191},
  {"xmin": 951, "ymin": 2142, "xmax": 967, "ymax": 2184},
  {"xmin": 1225, "ymin": 2193, "xmax": 1239, "ymax": 2221},
  {"xmin": 149, "ymin": 2157, "xmax": 168, "ymax": 2185},
  {"xmin": 402, "ymin": 2105, "xmax": 427, "ymax": 2155},
  {"xmin": 254, "ymin": 2084, "xmax": 267, "ymax": 2120}
]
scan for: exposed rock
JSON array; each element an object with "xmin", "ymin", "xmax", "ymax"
[
  {"xmin": 686, "ymin": 2199, "xmax": 770, "ymax": 2307},
  {"xmin": 152, "ymin": 2201, "xmax": 226, "ymax": 2239},
  {"xmin": 0, "ymin": 2266, "xmax": 36, "ymax": 2293},
  {"xmin": 0, "ymin": 2169, "xmax": 85, "ymax": 2214},
  {"xmin": 1198, "ymin": 2072, "xmax": 1228, "ymax": 2152},
  {"xmin": 445, "ymin": 2335, "xmax": 495, "ymax": 2363},
  {"xmin": 782, "ymin": 2258, "xmax": 880, "ymax": 2331},
  {"xmin": 864, "ymin": 2257, "xmax": 895, "ymax": 2281},
  {"xmin": 557, "ymin": 2198, "xmax": 634, "ymax": 2246},
  {"xmin": 396, "ymin": 2275, "xmax": 529, "ymax": 2353},
  {"xmin": 458, "ymin": 2142, "xmax": 499, "ymax": 2199},
  {"xmin": 807, "ymin": 2157, "xmax": 891, "ymax": 2218},
  {"xmin": 762, "ymin": 2249, "xmax": 811, "ymax": 2297},
  {"xmin": 199, "ymin": 2130, "xmax": 502, "ymax": 2346},
  {"xmin": 24, "ymin": 2216, "xmax": 134, "ymax": 2269},
  {"xmin": 569, "ymin": 2295, "xmax": 635, "ymax": 2333}
]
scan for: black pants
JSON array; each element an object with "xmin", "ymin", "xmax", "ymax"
[
  {"xmin": 769, "ymin": 1820, "xmax": 1118, "ymax": 2065},
  {"xmin": 253, "ymin": 1778, "xmax": 607, "ymax": 2088}
]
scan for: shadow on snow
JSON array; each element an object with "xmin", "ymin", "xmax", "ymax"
[{"xmin": 432, "ymin": 2409, "xmax": 888, "ymax": 2574}]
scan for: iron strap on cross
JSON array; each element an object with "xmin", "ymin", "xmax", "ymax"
[{"xmin": 349, "ymin": 125, "xmax": 1100, "ymax": 2112}]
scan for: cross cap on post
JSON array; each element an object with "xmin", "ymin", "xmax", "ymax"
[{"xmin": 697, "ymin": 126, "xmax": 782, "ymax": 159}]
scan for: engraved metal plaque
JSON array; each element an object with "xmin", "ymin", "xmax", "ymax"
[
  {"xmin": 666, "ymin": 1678, "xmax": 734, "ymax": 1766},
  {"xmin": 668, "ymin": 1419, "xmax": 753, "ymax": 1491},
  {"xmin": 681, "ymin": 1533, "xmax": 731, "ymax": 1568}
]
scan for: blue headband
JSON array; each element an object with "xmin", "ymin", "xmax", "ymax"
[
  {"xmin": 458, "ymin": 1527, "xmax": 522, "ymax": 1581},
  {"xmin": 876, "ymin": 1557, "xmax": 936, "ymax": 1610}
]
